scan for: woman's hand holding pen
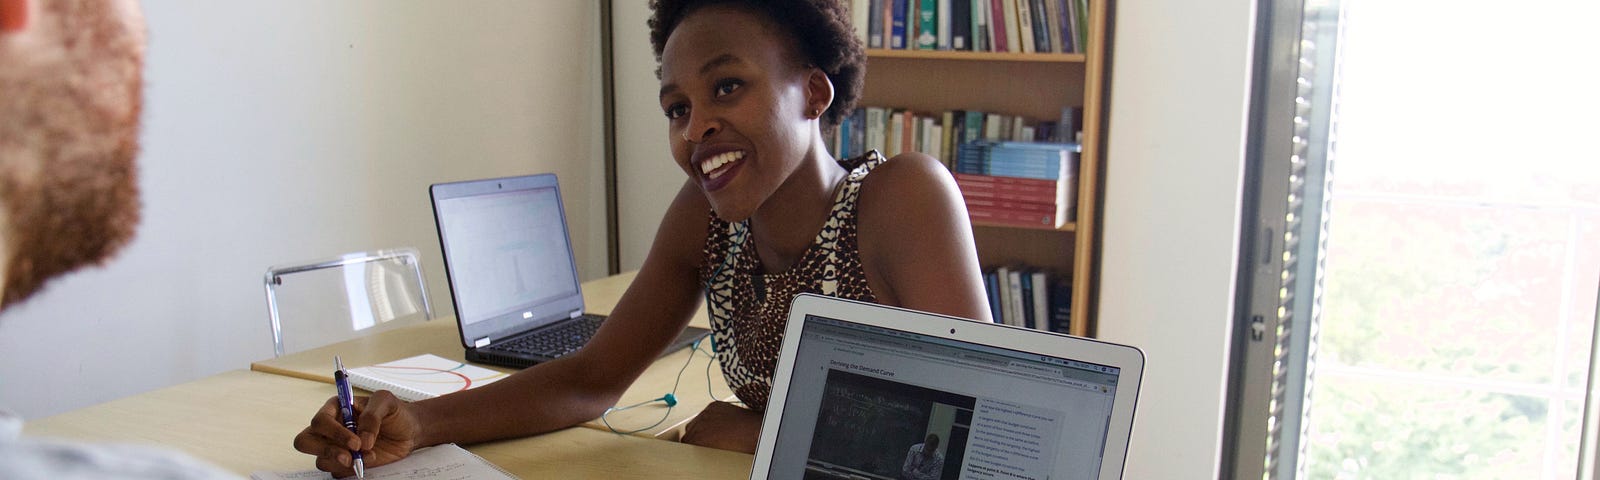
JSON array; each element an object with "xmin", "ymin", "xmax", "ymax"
[{"xmin": 294, "ymin": 390, "xmax": 423, "ymax": 477}]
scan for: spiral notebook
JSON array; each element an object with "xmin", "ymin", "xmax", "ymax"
[{"xmin": 346, "ymin": 354, "xmax": 509, "ymax": 402}]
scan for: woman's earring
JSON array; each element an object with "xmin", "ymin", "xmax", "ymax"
[{"xmin": 810, "ymin": 108, "xmax": 822, "ymax": 118}]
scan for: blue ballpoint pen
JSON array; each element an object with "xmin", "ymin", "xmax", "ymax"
[{"xmin": 334, "ymin": 356, "xmax": 366, "ymax": 479}]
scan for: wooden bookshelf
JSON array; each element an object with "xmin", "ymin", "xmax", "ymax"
[{"xmin": 858, "ymin": 0, "xmax": 1110, "ymax": 337}]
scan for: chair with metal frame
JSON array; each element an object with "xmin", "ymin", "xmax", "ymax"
[{"xmin": 264, "ymin": 247, "xmax": 435, "ymax": 357}]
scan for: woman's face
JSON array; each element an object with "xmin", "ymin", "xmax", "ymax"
[{"xmin": 658, "ymin": 5, "xmax": 819, "ymax": 222}]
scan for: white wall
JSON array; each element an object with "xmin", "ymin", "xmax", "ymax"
[
  {"xmin": 1096, "ymin": 0, "xmax": 1256, "ymax": 478},
  {"xmin": 0, "ymin": 0, "xmax": 607, "ymax": 420},
  {"xmin": 613, "ymin": 0, "xmax": 679, "ymax": 270}
]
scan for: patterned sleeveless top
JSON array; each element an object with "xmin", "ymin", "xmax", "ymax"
[{"xmin": 699, "ymin": 150, "xmax": 887, "ymax": 411}]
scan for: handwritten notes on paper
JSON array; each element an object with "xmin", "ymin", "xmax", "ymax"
[{"xmin": 250, "ymin": 443, "xmax": 517, "ymax": 480}]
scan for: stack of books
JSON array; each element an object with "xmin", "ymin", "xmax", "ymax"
[
  {"xmin": 983, "ymin": 266, "xmax": 1071, "ymax": 334},
  {"xmin": 851, "ymin": 0, "xmax": 1092, "ymax": 54},
  {"xmin": 954, "ymin": 140, "xmax": 1078, "ymax": 229},
  {"xmin": 828, "ymin": 106, "xmax": 1081, "ymax": 166}
]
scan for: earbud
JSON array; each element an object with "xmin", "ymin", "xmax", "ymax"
[{"xmin": 660, "ymin": 393, "xmax": 678, "ymax": 407}]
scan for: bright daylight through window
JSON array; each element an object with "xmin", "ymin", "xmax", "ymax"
[{"xmin": 1225, "ymin": 0, "xmax": 1600, "ymax": 478}]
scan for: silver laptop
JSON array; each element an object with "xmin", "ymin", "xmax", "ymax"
[
  {"xmin": 752, "ymin": 294, "xmax": 1143, "ymax": 480},
  {"xmin": 429, "ymin": 173, "xmax": 707, "ymax": 368}
]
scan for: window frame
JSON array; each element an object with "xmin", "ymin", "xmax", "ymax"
[{"xmin": 1220, "ymin": 0, "xmax": 1343, "ymax": 478}]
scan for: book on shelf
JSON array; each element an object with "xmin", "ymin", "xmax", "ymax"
[
  {"xmin": 1030, "ymin": 270, "xmax": 1050, "ymax": 332},
  {"xmin": 866, "ymin": 107, "xmax": 888, "ymax": 155},
  {"xmin": 1053, "ymin": 0, "xmax": 1075, "ymax": 53},
  {"xmin": 984, "ymin": 270, "xmax": 1002, "ymax": 323},
  {"xmin": 836, "ymin": 109, "xmax": 854, "ymax": 159},
  {"xmin": 956, "ymin": 140, "xmax": 1078, "ymax": 180},
  {"xmin": 345, "ymin": 353, "xmax": 508, "ymax": 402},
  {"xmin": 859, "ymin": 0, "xmax": 1087, "ymax": 54},
  {"xmin": 995, "ymin": 265, "xmax": 1016, "ymax": 327},
  {"xmin": 917, "ymin": 0, "xmax": 938, "ymax": 49},
  {"xmin": 832, "ymin": 108, "xmax": 1081, "ymax": 228},
  {"xmin": 888, "ymin": 110, "xmax": 906, "ymax": 157},
  {"xmin": 890, "ymin": 0, "xmax": 909, "ymax": 49},
  {"xmin": 950, "ymin": 0, "xmax": 969, "ymax": 50},
  {"xmin": 981, "ymin": 267, "xmax": 1070, "ymax": 333},
  {"xmin": 954, "ymin": 140, "xmax": 1079, "ymax": 229},
  {"xmin": 1015, "ymin": 0, "xmax": 1036, "ymax": 53},
  {"xmin": 938, "ymin": 0, "xmax": 953, "ymax": 50},
  {"xmin": 1001, "ymin": 0, "xmax": 1021, "ymax": 53},
  {"xmin": 865, "ymin": 0, "xmax": 885, "ymax": 48},
  {"xmin": 1049, "ymin": 276, "xmax": 1072, "ymax": 334},
  {"xmin": 853, "ymin": 0, "xmax": 871, "ymax": 47},
  {"xmin": 829, "ymin": 107, "xmax": 1069, "ymax": 176},
  {"xmin": 1074, "ymin": 0, "xmax": 1088, "ymax": 51},
  {"xmin": 1042, "ymin": 0, "xmax": 1063, "ymax": 54},
  {"xmin": 973, "ymin": 0, "xmax": 991, "ymax": 52},
  {"xmin": 1007, "ymin": 267, "xmax": 1029, "ymax": 328}
]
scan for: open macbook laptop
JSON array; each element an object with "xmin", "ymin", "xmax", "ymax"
[
  {"xmin": 752, "ymin": 294, "xmax": 1144, "ymax": 480},
  {"xmin": 430, "ymin": 173, "xmax": 708, "ymax": 368}
]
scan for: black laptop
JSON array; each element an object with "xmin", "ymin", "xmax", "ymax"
[{"xmin": 430, "ymin": 173, "xmax": 709, "ymax": 368}]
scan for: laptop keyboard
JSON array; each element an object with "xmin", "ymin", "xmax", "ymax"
[{"xmin": 494, "ymin": 315, "xmax": 604, "ymax": 358}]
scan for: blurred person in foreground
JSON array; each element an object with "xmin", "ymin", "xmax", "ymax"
[{"xmin": 0, "ymin": 0, "xmax": 239, "ymax": 477}]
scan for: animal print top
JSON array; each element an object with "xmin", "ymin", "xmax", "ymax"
[{"xmin": 699, "ymin": 151, "xmax": 886, "ymax": 411}]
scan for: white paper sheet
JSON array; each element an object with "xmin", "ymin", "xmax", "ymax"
[{"xmin": 250, "ymin": 443, "xmax": 517, "ymax": 480}]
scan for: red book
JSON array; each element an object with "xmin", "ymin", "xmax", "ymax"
[
  {"xmin": 990, "ymin": 0, "xmax": 1009, "ymax": 52},
  {"xmin": 961, "ymin": 188, "xmax": 1057, "ymax": 205},
  {"xmin": 901, "ymin": 111, "xmax": 917, "ymax": 154},
  {"xmin": 968, "ymin": 206, "xmax": 1059, "ymax": 228},
  {"xmin": 956, "ymin": 176, "xmax": 1059, "ymax": 197},
  {"xmin": 963, "ymin": 196, "xmax": 1058, "ymax": 213},
  {"xmin": 956, "ymin": 172, "xmax": 1076, "ymax": 223}
]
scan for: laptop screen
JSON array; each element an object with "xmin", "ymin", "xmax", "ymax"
[
  {"xmin": 434, "ymin": 183, "xmax": 579, "ymax": 335},
  {"xmin": 767, "ymin": 315, "xmax": 1122, "ymax": 480}
]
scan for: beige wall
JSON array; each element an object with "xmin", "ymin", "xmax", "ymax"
[
  {"xmin": 0, "ymin": 0, "xmax": 606, "ymax": 419},
  {"xmin": 1097, "ymin": 0, "xmax": 1257, "ymax": 477},
  {"xmin": 612, "ymin": 0, "xmax": 681, "ymax": 271}
]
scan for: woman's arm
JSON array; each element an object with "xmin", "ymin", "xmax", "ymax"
[
  {"xmin": 295, "ymin": 181, "xmax": 713, "ymax": 476},
  {"xmin": 856, "ymin": 152, "xmax": 993, "ymax": 322}
]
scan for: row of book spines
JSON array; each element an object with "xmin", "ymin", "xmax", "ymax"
[
  {"xmin": 852, "ymin": 0, "xmax": 1091, "ymax": 54},
  {"xmin": 829, "ymin": 106, "xmax": 1082, "ymax": 166},
  {"xmin": 985, "ymin": 266, "xmax": 1071, "ymax": 334}
]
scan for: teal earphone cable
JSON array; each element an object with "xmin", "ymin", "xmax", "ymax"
[
  {"xmin": 603, "ymin": 220, "xmax": 751, "ymax": 434},
  {"xmin": 598, "ymin": 336, "xmax": 702, "ymax": 434}
]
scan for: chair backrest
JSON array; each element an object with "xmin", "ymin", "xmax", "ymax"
[{"xmin": 264, "ymin": 248, "xmax": 434, "ymax": 357}]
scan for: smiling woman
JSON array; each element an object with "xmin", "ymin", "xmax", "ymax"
[{"xmin": 292, "ymin": 0, "xmax": 992, "ymax": 472}]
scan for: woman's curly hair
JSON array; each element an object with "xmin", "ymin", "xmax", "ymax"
[{"xmin": 648, "ymin": 0, "xmax": 866, "ymax": 129}]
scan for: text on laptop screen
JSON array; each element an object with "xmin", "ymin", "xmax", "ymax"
[
  {"xmin": 769, "ymin": 315, "xmax": 1120, "ymax": 480},
  {"xmin": 435, "ymin": 187, "xmax": 578, "ymax": 327}
]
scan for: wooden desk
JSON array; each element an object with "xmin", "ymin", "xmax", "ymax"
[
  {"xmin": 250, "ymin": 271, "xmax": 737, "ymax": 438},
  {"xmin": 25, "ymin": 370, "xmax": 753, "ymax": 478}
]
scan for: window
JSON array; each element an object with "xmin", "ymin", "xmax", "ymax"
[{"xmin": 1224, "ymin": 0, "xmax": 1600, "ymax": 478}]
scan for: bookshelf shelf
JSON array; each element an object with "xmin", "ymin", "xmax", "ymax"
[
  {"xmin": 855, "ymin": 0, "xmax": 1110, "ymax": 337},
  {"xmin": 866, "ymin": 49, "xmax": 1087, "ymax": 63}
]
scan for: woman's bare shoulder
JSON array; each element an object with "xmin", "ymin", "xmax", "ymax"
[
  {"xmin": 856, "ymin": 151, "xmax": 966, "ymax": 230},
  {"xmin": 853, "ymin": 152, "xmax": 988, "ymax": 319}
]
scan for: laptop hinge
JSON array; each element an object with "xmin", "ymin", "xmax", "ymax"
[
  {"xmin": 474, "ymin": 337, "xmax": 491, "ymax": 348},
  {"xmin": 569, "ymin": 309, "xmax": 582, "ymax": 319}
]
